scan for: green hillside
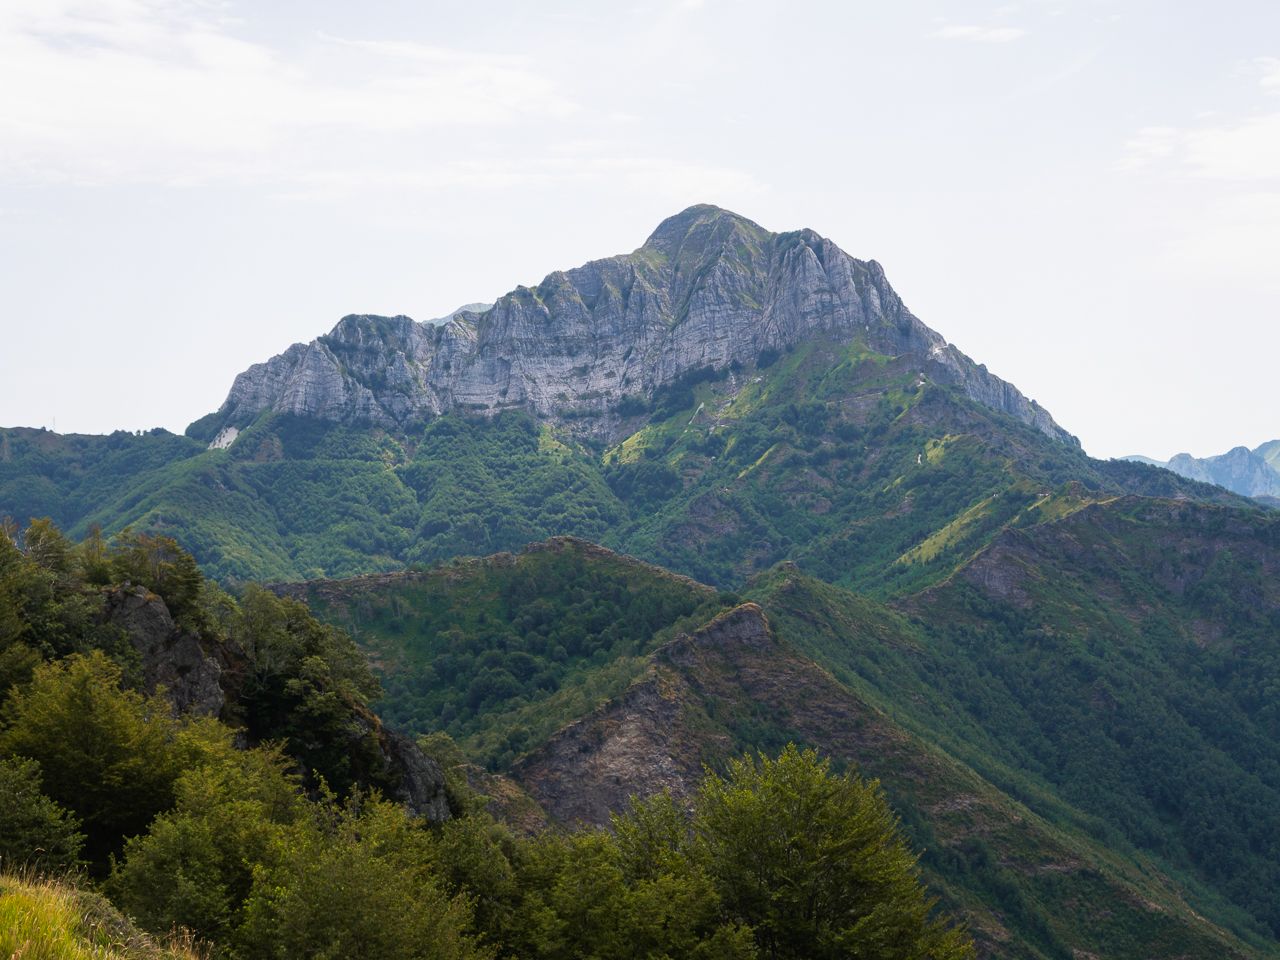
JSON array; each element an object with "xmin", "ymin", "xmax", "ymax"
[
  {"xmin": 0, "ymin": 334, "xmax": 1237, "ymax": 591},
  {"xmin": 280, "ymin": 538, "xmax": 731, "ymax": 766},
  {"xmin": 288, "ymin": 537, "xmax": 1280, "ymax": 958},
  {"xmin": 0, "ymin": 524, "xmax": 974, "ymax": 960},
  {"xmin": 3, "ymin": 300, "xmax": 1277, "ymax": 959}
]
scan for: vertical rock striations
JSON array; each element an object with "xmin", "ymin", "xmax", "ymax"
[{"xmin": 210, "ymin": 205, "xmax": 1076, "ymax": 445}]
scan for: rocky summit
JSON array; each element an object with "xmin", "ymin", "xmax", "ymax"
[{"xmin": 210, "ymin": 205, "xmax": 1076, "ymax": 445}]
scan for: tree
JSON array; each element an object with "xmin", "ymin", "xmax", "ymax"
[
  {"xmin": 0, "ymin": 756, "xmax": 84, "ymax": 871},
  {"xmin": 237, "ymin": 791, "xmax": 485, "ymax": 960},
  {"xmin": 695, "ymin": 744, "xmax": 973, "ymax": 960},
  {"xmin": 0, "ymin": 651, "xmax": 183, "ymax": 867},
  {"xmin": 230, "ymin": 586, "xmax": 389, "ymax": 797},
  {"xmin": 109, "ymin": 727, "xmax": 304, "ymax": 944},
  {"xmin": 0, "ymin": 521, "xmax": 99, "ymax": 667},
  {"xmin": 23, "ymin": 518, "xmax": 73, "ymax": 580},
  {"xmin": 108, "ymin": 529, "xmax": 207, "ymax": 631},
  {"xmin": 509, "ymin": 793, "xmax": 756, "ymax": 960}
]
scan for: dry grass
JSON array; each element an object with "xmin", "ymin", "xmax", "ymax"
[{"xmin": 0, "ymin": 872, "xmax": 205, "ymax": 960}]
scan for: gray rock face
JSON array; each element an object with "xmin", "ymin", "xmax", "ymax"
[
  {"xmin": 511, "ymin": 605, "xmax": 773, "ymax": 825},
  {"xmin": 381, "ymin": 729, "xmax": 451, "ymax": 821},
  {"xmin": 212, "ymin": 205, "xmax": 1076, "ymax": 445},
  {"xmin": 103, "ymin": 586, "xmax": 226, "ymax": 717}
]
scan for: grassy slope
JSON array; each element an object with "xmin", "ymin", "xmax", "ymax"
[
  {"xmin": 0, "ymin": 873, "xmax": 203, "ymax": 960},
  {"xmin": 590, "ymin": 336, "xmax": 1239, "ymax": 592},
  {"xmin": 749, "ymin": 563, "xmax": 1280, "ymax": 948},
  {"xmin": 739, "ymin": 494, "xmax": 1280, "ymax": 940},
  {"xmin": 892, "ymin": 498, "xmax": 1280, "ymax": 938},
  {"xmin": 1, "ymin": 411, "xmax": 627, "ymax": 583},
  {"xmin": 640, "ymin": 606, "xmax": 1266, "ymax": 960}
]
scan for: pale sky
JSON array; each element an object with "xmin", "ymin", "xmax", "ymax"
[{"xmin": 1, "ymin": 0, "xmax": 1277, "ymax": 460}]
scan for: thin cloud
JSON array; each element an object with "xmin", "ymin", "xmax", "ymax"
[
  {"xmin": 0, "ymin": 0, "xmax": 578, "ymax": 185},
  {"xmin": 1162, "ymin": 191, "xmax": 1280, "ymax": 295},
  {"xmin": 1254, "ymin": 57, "xmax": 1280, "ymax": 94},
  {"xmin": 932, "ymin": 24, "xmax": 1027, "ymax": 43},
  {"xmin": 1119, "ymin": 65, "xmax": 1280, "ymax": 181},
  {"xmin": 271, "ymin": 154, "xmax": 766, "ymax": 206},
  {"xmin": 1116, "ymin": 127, "xmax": 1180, "ymax": 172}
]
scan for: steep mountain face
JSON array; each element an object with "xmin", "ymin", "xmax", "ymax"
[
  {"xmin": 1126, "ymin": 442, "xmax": 1280, "ymax": 498},
  {"xmin": 200, "ymin": 205, "xmax": 1074, "ymax": 446},
  {"xmin": 6, "ymin": 207, "xmax": 1279, "ymax": 957}
]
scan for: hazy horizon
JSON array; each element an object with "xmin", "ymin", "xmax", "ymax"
[{"xmin": 2, "ymin": 1, "xmax": 1277, "ymax": 461}]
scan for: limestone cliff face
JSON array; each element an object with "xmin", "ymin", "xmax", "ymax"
[{"xmin": 211, "ymin": 205, "xmax": 1075, "ymax": 445}]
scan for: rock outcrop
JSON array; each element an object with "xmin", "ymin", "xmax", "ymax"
[
  {"xmin": 388, "ymin": 740, "xmax": 450, "ymax": 820},
  {"xmin": 207, "ymin": 205, "xmax": 1076, "ymax": 445},
  {"xmin": 1166, "ymin": 446, "xmax": 1280, "ymax": 499},
  {"xmin": 511, "ymin": 604, "xmax": 770, "ymax": 825},
  {"xmin": 102, "ymin": 585, "xmax": 451, "ymax": 820},
  {"xmin": 103, "ymin": 586, "xmax": 228, "ymax": 717}
]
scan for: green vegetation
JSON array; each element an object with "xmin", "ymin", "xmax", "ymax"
[
  {"xmin": 0, "ymin": 757, "xmax": 84, "ymax": 872},
  {"xmin": 0, "ymin": 874, "xmax": 203, "ymax": 960},
  {"xmin": 0, "ymin": 339, "xmax": 1238, "ymax": 591},
  {"xmin": 694, "ymin": 745, "xmax": 971, "ymax": 960},
  {"xmin": 0, "ymin": 520, "xmax": 414, "ymax": 872},
  {"xmin": 3, "ymin": 332, "xmax": 1277, "ymax": 958},
  {"xmin": 110, "ymin": 744, "xmax": 967, "ymax": 960},
  {"xmin": 0, "ymin": 523, "xmax": 972, "ymax": 959},
  {"xmin": 1, "ymin": 652, "xmax": 190, "ymax": 866},
  {"xmin": 287, "ymin": 535, "xmax": 1280, "ymax": 958},
  {"xmin": 0, "ymin": 413, "xmax": 623, "ymax": 583},
  {"xmin": 743, "ymin": 505, "xmax": 1280, "ymax": 945},
  {"xmin": 290, "ymin": 539, "xmax": 730, "ymax": 766}
]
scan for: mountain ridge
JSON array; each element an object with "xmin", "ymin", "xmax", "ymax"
[
  {"xmin": 284, "ymin": 534, "xmax": 1280, "ymax": 958},
  {"xmin": 1125, "ymin": 440, "xmax": 1280, "ymax": 499},
  {"xmin": 195, "ymin": 205, "xmax": 1076, "ymax": 447}
]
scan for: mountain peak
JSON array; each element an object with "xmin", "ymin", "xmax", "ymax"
[
  {"xmin": 206, "ymin": 206, "xmax": 1077, "ymax": 447},
  {"xmin": 642, "ymin": 204, "xmax": 770, "ymax": 254}
]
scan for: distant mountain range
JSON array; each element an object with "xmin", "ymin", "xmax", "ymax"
[{"xmin": 1126, "ymin": 441, "xmax": 1280, "ymax": 499}]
